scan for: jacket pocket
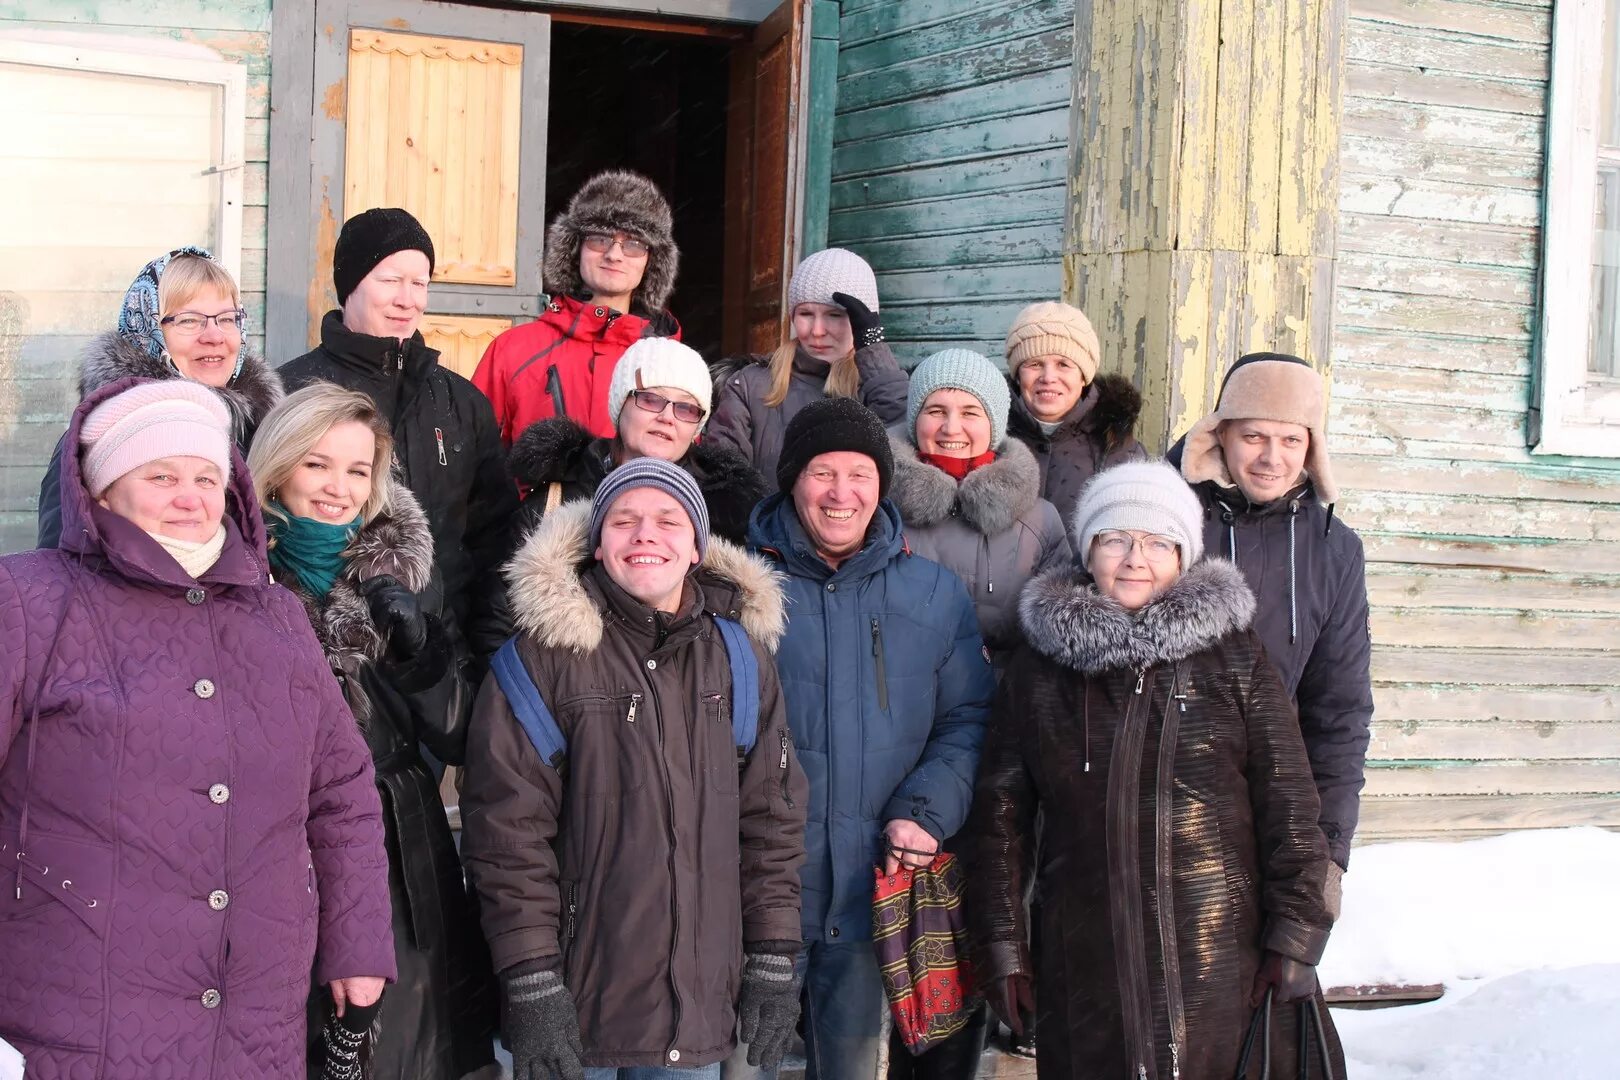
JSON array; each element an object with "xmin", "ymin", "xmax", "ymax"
[
  {"xmin": 706, "ymin": 693, "xmax": 741, "ymax": 797},
  {"xmin": 0, "ymin": 829, "xmax": 111, "ymax": 937},
  {"xmin": 871, "ymin": 618, "xmax": 890, "ymax": 712},
  {"xmin": 560, "ymin": 695, "xmax": 646, "ymax": 799},
  {"xmin": 546, "ymin": 364, "xmax": 567, "ymax": 418}
]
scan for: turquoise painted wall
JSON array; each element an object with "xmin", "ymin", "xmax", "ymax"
[{"xmin": 827, "ymin": 0, "xmax": 1073, "ymax": 366}]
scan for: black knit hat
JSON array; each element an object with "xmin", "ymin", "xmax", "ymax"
[
  {"xmin": 776, "ymin": 396, "xmax": 894, "ymax": 497},
  {"xmin": 333, "ymin": 208, "xmax": 436, "ymax": 304}
]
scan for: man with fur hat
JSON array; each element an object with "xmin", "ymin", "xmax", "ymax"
[
  {"xmin": 733, "ymin": 397, "xmax": 994, "ymax": 1079},
  {"xmin": 1172, "ymin": 351, "xmax": 1373, "ymax": 916},
  {"xmin": 475, "ymin": 170, "xmax": 683, "ymax": 445},
  {"xmin": 461, "ymin": 457, "xmax": 807, "ymax": 1079}
]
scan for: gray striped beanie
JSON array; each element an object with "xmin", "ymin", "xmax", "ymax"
[{"xmin": 589, "ymin": 456, "xmax": 710, "ymax": 560}]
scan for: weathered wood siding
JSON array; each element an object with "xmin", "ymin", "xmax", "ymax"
[
  {"xmin": 826, "ymin": 0, "xmax": 1073, "ymax": 363},
  {"xmin": 1333, "ymin": 0, "xmax": 1620, "ymax": 840}
]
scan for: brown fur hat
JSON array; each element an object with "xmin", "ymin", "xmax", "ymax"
[
  {"xmin": 1179, "ymin": 352, "xmax": 1338, "ymax": 504},
  {"xmin": 543, "ymin": 170, "xmax": 678, "ymax": 317}
]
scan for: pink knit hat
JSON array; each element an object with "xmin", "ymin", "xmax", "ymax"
[{"xmin": 79, "ymin": 381, "xmax": 232, "ymax": 497}]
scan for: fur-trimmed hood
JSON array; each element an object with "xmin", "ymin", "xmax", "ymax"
[
  {"xmin": 543, "ymin": 169, "xmax": 678, "ymax": 318},
  {"xmin": 79, "ymin": 329, "xmax": 284, "ymax": 443},
  {"xmin": 888, "ymin": 436, "xmax": 1042, "ymax": 537},
  {"xmin": 1019, "ymin": 558, "xmax": 1256, "ymax": 675},
  {"xmin": 505, "ymin": 499, "xmax": 786, "ymax": 655}
]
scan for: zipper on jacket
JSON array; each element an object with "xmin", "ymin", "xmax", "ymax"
[
  {"xmin": 871, "ymin": 619, "xmax": 889, "ymax": 711},
  {"xmin": 644, "ymin": 675, "xmax": 686, "ymax": 1053},
  {"xmin": 1157, "ymin": 664, "xmax": 1188, "ymax": 1080},
  {"xmin": 626, "ymin": 693, "xmax": 642, "ymax": 724},
  {"xmin": 565, "ymin": 882, "xmax": 579, "ymax": 946},
  {"xmin": 433, "ymin": 427, "xmax": 448, "ymax": 466},
  {"xmin": 1134, "ymin": 667, "xmax": 1147, "ymax": 695},
  {"xmin": 1110, "ymin": 666, "xmax": 1157, "ymax": 1077},
  {"xmin": 546, "ymin": 364, "xmax": 567, "ymax": 418},
  {"xmin": 779, "ymin": 729, "xmax": 794, "ymax": 808}
]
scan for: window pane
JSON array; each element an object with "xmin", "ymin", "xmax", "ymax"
[
  {"xmin": 1605, "ymin": 0, "xmax": 1620, "ymax": 145},
  {"xmin": 0, "ymin": 61, "xmax": 223, "ymax": 554}
]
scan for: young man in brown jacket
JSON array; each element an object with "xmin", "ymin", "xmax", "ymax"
[{"xmin": 461, "ymin": 458, "xmax": 809, "ymax": 1079}]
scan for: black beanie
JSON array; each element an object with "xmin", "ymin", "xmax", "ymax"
[
  {"xmin": 776, "ymin": 396, "xmax": 894, "ymax": 497},
  {"xmin": 333, "ymin": 208, "xmax": 436, "ymax": 304}
]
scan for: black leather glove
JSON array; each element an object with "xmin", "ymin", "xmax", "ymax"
[
  {"xmin": 359, "ymin": 575, "xmax": 429, "ymax": 659},
  {"xmin": 832, "ymin": 290, "xmax": 885, "ymax": 347},
  {"xmin": 1250, "ymin": 950, "xmax": 1318, "ymax": 1005},
  {"xmin": 503, "ymin": 965, "xmax": 585, "ymax": 1080},
  {"xmin": 737, "ymin": 949, "xmax": 800, "ymax": 1068},
  {"xmin": 985, "ymin": 973, "xmax": 1035, "ymax": 1038}
]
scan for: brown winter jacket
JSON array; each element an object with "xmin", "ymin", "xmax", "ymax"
[
  {"xmin": 460, "ymin": 501, "xmax": 808, "ymax": 1070},
  {"xmin": 967, "ymin": 559, "xmax": 1343, "ymax": 1079},
  {"xmin": 1005, "ymin": 372, "xmax": 1145, "ymax": 526}
]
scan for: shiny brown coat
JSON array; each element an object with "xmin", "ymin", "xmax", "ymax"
[{"xmin": 966, "ymin": 559, "xmax": 1343, "ymax": 1079}]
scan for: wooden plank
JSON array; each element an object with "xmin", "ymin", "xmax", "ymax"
[
  {"xmin": 1347, "ymin": 20, "xmax": 1547, "ymax": 80},
  {"xmin": 1337, "ymin": 211, "xmax": 1538, "ymax": 268},
  {"xmin": 1370, "ymin": 646, "xmax": 1620, "ymax": 686},
  {"xmin": 1340, "ymin": 175, "xmax": 1540, "ymax": 228},
  {"xmin": 1334, "ymin": 287, "xmax": 1531, "ymax": 339},
  {"xmin": 1332, "ymin": 364, "xmax": 1528, "ymax": 412},
  {"xmin": 1333, "ymin": 397, "xmax": 1529, "ymax": 450},
  {"xmin": 1368, "ymin": 718, "xmax": 1620, "ymax": 762},
  {"xmin": 835, "ymin": 29, "xmax": 1071, "ymax": 113},
  {"xmin": 839, "ymin": 0, "xmax": 1073, "ymax": 76},
  {"xmin": 1339, "ymin": 249, "xmax": 1532, "ymax": 305},
  {"xmin": 1357, "ymin": 794, "xmax": 1620, "ymax": 839},
  {"xmin": 1332, "ymin": 326, "xmax": 1529, "ymax": 377},
  {"xmin": 1246, "ymin": 0, "xmax": 1285, "ymax": 252},
  {"xmin": 1365, "ymin": 762, "xmax": 1620, "ymax": 798},
  {"xmin": 1343, "ymin": 95, "xmax": 1543, "ymax": 152},
  {"xmin": 833, "ymin": 68, "xmax": 1070, "ymax": 144},
  {"xmin": 1361, "ymin": 533, "xmax": 1620, "ymax": 575},
  {"xmin": 1371, "ymin": 607, "xmax": 1620, "ymax": 648},
  {"xmin": 418, "ymin": 313, "xmax": 511, "ymax": 380},
  {"xmin": 831, "ymin": 106, "xmax": 1067, "ymax": 177},
  {"xmin": 1341, "ymin": 133, "xmax": 1542, "ymax": 191},
  {"xmin": 829, "ymin": 186, "xmax": 1065, "ymax": 240},
  {"xmin": 831, "ymin": 153, "xmax": 1064, "ymax": 211},
  {"xmin": 1351, "ymin": 0, "xmax": 1551, "ymax": 45},
  {"xmin": 853, "ymin": 224, "xmax": 1062, "ymax": 273},
  {"xmin": 1372, "ymin": 685, "xmax": 1619, "ymax": 725},
  {"xmin": 1337, "ymin": 456, "xmax": 1618, "ymax": 503}
]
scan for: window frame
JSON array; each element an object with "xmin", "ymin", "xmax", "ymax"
[
  {"xmin": 0, "ymin": 35, "xmax": 248, "ymax": 279},
  {"xmin": 1533, "ymin": 0, "xmax": 1620, "ymax": 456}
]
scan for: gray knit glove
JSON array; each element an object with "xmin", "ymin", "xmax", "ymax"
[
  {"xmin": 503, "ymin": 966, "xmax": 585, "ymax": 1080},
  {"xmin": 737, "ymin": 951, "xmax": 799, "ymax": 1068}
]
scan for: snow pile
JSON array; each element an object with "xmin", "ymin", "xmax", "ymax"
[{"xmin": 1319, "ymin": 827, "xmax": 1620, "ymax": 989}]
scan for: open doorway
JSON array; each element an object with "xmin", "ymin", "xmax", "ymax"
[{"xmin": 545, "ymin": 22, "xmax": 733, "ymax": 360}]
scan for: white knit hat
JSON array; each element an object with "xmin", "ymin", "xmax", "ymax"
[
  {"xmin": 787, "ymin": 247, "xmax": 880, "ymax": 313},
  {"xmin": 606, "ymin": 337, "xmax": 713, "ymax": 432},
  {"xmin": 78, "ymin": 380, "xmax": 232, "ymax": 497},
  {"xmin": 1072, "ymin": 461, "xmax": 1205, "ymax": 570}
]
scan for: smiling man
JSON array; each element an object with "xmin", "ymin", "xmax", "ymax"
[
  {"xmin": 1176, "ymin": 351, "xmax": 1373, "ymax": 920},
  {"xmin": 735, "ymin": 397, "xmax": 993, "ymax": 1079}
]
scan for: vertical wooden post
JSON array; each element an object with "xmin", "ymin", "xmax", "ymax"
[{"xmin": 1063, "ymin": 0, "xmax": 1346, "ymax": 451}]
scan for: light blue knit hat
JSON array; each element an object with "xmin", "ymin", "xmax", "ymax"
[{"xmin": 906, "ymin": 349, "xmax": 1012, "ymax": 450}]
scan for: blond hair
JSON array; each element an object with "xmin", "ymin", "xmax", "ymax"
[
  {"xmin": 248, "ymin": 382, "xmax": 394, "ymax": 526},
  {"xmin": 761, "ymin": 337, "xmax": 861, "ymax": 409},
  {"xmin": 158, "ymin": 254, "xmax": 242, "ymax": 317}
]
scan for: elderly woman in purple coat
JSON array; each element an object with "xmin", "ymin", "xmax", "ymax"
[{"xmin": 0, "ymin": 378, "xmax": 396, "ymax": 1079}]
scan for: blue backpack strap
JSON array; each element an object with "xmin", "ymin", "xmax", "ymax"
[
  {"xmin": 490, "ymin": 636, "xmax": 568, "ymax": 770},
  {"xmin": 714, "ymin": 617, "xmax": 759, "ymax": 754}
]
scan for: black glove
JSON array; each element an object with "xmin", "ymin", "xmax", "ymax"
[
  {"xmin": 1250, "ymin": 950, "xmax": 1318, "ymax": 1005},
  {"xmin": 503, "ymin": 966, "xmax": 585, "ymax": 1080},
  {"xmin": 317, "ymin": 996, "xmax": 381, "ymax": 1080},
  {"xmin": 832, "ymin": 290, "xmax": 885, "ymax": 348},
  {"xmin": 985, "ymin": 973, "xmax": 1035, "ymax": 1038},
  {"xmin": 737, "ymin": 949, "xmax": 800, "ymax": 1068},
  {"xmin": 359, "ymin": 575, "xmax": 429, "ymax": 659}
]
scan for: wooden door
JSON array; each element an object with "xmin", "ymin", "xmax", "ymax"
[
  {"xmin": 723, "ymin": 0, "xmax": 814, "ymax": 357},
  {"xmin": 274, "ymin": 0, "xmax": 550, "ymax": 374}
]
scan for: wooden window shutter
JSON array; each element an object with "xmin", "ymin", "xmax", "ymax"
[{"xmin": 343, "ymin": 29, "xmax": 522, "ymax": 286}]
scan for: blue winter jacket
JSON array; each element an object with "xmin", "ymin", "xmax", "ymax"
[{"xmin": 749, "ymin": 494, "xmax": 994, "ymax": 944}]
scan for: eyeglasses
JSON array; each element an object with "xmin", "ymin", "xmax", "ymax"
[
  {"xmin": 629, "ymin": 389, "xmax": 705, "ymax": 424},
  {"xmin": 161, "ymin": 309, "xmax": 246, "ymax": 335},
  {"xmin": 583, "ymin": 233, "xmax": 649, "ymax": 258},
  {"xmin": 1093, "ymin": 531, "xmax": 1180, "ymax": 562}
]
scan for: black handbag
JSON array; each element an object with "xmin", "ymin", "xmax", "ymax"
[{"xmin": 1233, "ymin": 987, "xmax": 1338, "ymax": 1080}]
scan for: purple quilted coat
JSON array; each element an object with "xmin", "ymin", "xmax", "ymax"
[{"xmin": 0, "ymin": 378, "xmax": 396, "ymax": 1079}]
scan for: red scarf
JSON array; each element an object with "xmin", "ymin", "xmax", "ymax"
[{"xmin": 918, "ymin": 449, "xmax": 996, "ymax": 481}]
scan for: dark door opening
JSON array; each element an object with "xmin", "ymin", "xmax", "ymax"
[{"xmin": 545, "ymin": 22, "xmax": 732, "ymax": 360}]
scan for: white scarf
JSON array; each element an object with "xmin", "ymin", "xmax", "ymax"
[{"xmin": 146, "ymin": 525, "xmax": 227, "ymax": 580}]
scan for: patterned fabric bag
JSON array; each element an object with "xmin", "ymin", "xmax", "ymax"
[{"xmin": 872, "ymin": 852, "xmax": 978, "ymax": 1055}]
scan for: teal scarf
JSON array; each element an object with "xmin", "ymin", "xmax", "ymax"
[{"xmin": 266, "ymin": 500, "xmax": 362, "ymax": 600}]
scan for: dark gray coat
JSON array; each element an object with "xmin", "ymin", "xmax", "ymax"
[
  {"xmin": 888, "ymin": 438, "xmax": 1071, "ymax": 659},
  {"xmin": 706, "ymin": 344, "xmax": 908, "ymax": 493},
  {"xmin": 1005, "ymin": 373, "xmax": 1145, "ymax": 527}
]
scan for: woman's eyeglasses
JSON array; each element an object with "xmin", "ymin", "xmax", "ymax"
[
  {"xmin": 629, "ymin": 389, "xmax": 704, "ymax": 424},
  {"xmin": 161, "ymin": 309, "xmax": 246, "ymax": 335},
  {"xmin": 1094, "ymin": 531, "xmax": 1179, "ymax": 562},
  {"xmin": 583, "ymin": 233, "xmax": 649, "ymax": 258}
]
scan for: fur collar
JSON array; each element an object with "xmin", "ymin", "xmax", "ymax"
[
  {"xmin": 508, "ymin": 416, "xmax": 603, "ymax": 487},
  {"xmin": 506, "ymin": 500, "xmax": 786, "ymax": 655},
  {"xmin": 1007, "ymin": 372, "xmax": 1141, "ymax": 450},
  {"xmin": 888, "ymin": 437, "xmax": 1041, "ymax": 536},
  {"xmin": 1019, "ymin": 558, "xmax": 1255, "ymax": 675},
  {"xmin": 78, "ymin": 330, "xmax": 283, "ymax": 441}
]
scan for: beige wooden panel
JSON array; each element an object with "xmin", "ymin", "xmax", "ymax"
[
  {"xmin": 419, "ymin": 313, "xmax": 511, "ymax": 380},
  {"xmin": 1375, "ymin": 685, "xmax": 1620, "ymax": 726},
  {"xmin": 1364, "ymin": 762, "xmax": 1620, "ymax": 798},
  {"xmin": 1369, "ymin": 719, "xmax": 1619, "ymax": 762},
  {"xmin": 343, "ymin": 30, "xmax": 522, "ymax": 286},
  {"xmin": 1358, "ymin": 794, "xmax": 1620, "ymax": 841}
]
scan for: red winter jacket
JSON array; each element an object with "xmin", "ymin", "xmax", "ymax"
[{"xmin": 473, "ymin": 295, "xmax": 681, "ymax": 444}]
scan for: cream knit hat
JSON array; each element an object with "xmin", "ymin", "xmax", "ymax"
[
  {"xmin": 1004, "ymin": 301, "xmax": 1101, "ymax": 384},
  {"xmin": 1072, "ymin": 461, "xmax": 1205, "ymax": 570},
  {"xmin": 78, "ymin": 380, "xmax": 232, "ymax": 497},
  {"xmin": 787, "ymin": 248, "xmax": 880, "ymax": 313},
  {"xmin": 606, "ymin": 337, "xmax": 714, "ymax": 431}
]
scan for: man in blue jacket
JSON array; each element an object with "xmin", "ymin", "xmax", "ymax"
[{"xmin": 730, "ymin": 397, "xmax": 994, "ymax": 1079}]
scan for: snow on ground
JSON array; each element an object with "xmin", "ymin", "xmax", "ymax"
[{"xmin": 1320, "ymin": 827, "xmax": 1620, "ymax": 1078}]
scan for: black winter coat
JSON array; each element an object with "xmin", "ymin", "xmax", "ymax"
[
  {"xmin": 969, "ymin": 560, "xmax": 1342, "ymax": 1080},
  {"xmin": 1006, "ymin": 373, "xmax": 1145, "ymax": 527},
  {"xmin": 279, "ymin": 491, "xmax": 496, "ymax": 1079},
  {"xmin": 505, "ymin": 415, "xmax": 767, "ymax": 544},
  {"xmin": 279, "ymin": 311, "xmax": 518, "ymax": 671}
]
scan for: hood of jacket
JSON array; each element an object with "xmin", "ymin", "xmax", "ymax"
[
  {"xmin": 505, "ymin": 499, "xmax": 786, "ymax": 655},
  {"xmin": 56, "ymin": 376, "xmax": 271, "ymax": 590},
  {"xmin": 1020, "ymin": 557, "xmax": 1256, "ymax": 675},
  {"xmin": 888, "ymin": 436, "xmax": 1042, "ymax": 537},
  {"xmin": 543, "ymin": 170, "xmax": 678, "ymax": 318},
  {"xmin": 78, "ymin": 329, "xmax": 284, "ymax": 443},
  {"xmin": 1007, "ymin": 372, "xmax": 1141, "ymax": 450}
]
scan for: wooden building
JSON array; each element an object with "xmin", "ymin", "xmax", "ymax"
[{"xmin": 1, "ymin": 0, "xmax": 1615, "ymax": 846}]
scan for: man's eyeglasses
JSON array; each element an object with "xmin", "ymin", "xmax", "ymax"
[
  {"xmin": 629, "ymin": 389, "xmax": 704, "ymax": 424},
  {"xmin": 583, "ymin": 233, "xmax": 650, "ymax": 258},
  {"xmin": 161, "ymin": 309, "xmax": 246, "ymax": 335},
  {"xmin": 1093, "ymin": 531, "xmax": 1179, "ymax": 562}
]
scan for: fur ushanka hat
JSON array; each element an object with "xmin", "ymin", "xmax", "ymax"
[
  {"xmin": 543, "ymin": 170, "xmax": 679, "ymax": 317},
  {"xmin": 1179, "ymin": 352, "xmax": 1338, "ymax": 504}
]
